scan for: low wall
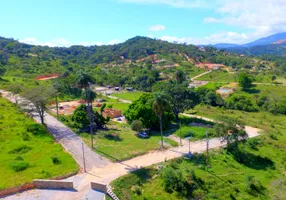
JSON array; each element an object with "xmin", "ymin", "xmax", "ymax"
[
  {"xmin": 91, "ymin": 182, "xmax": 107, "ymax": 193},
  {"xmin": 33, "ymin": 180, "xmax": 74, "ymax": 190},
  {"xmin": 0, "ymin": 183, "xmax": 35, "ymax": 197}
]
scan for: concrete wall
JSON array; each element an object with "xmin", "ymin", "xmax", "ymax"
[
  {"xmin": 91, "ymin": 182, "xmax": 107, "ymax": 193},
  {"xmin": 33, "ymin": 180, "xmax": 74, "ymax": 190}
]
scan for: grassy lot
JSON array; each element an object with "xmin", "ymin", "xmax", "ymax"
[
  {"xmin": 111, "ymin": 91, "xmax": 146, "ymax": 102},
  {"xmin": 80, "ymin": 122, "xmax": 178, "ymax": 161},
  {"xmin": 110, "ymin": 106, "xmax": 286, "ymax": 199},
  {"xmin": 189, "ymin": 67, "xmax": 206, "ymax": 79},
  {"xmin": 166, "ymin": 116, "xmax": 215, "ymax": 140},
  {"xmin": 0, "ymin": 97, "xmax": 78, "ymax": 190},
  {"xmin": 200, "ymin": 82, "xmax": 226, "ymax": 90},
  {"xmin": 235, "ymin": 84, "xmax": 286, "ymax": 99},
  {"xmin": 196, "ymin": 70, "xmax": 237, "ymax": 82}
]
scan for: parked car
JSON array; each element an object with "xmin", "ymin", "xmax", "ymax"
[{"xmin": 137, "ymin": 132, "xmax": 148, "ymax": 138}]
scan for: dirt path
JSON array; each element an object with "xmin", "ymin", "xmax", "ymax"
[
  {"xmin": 0, "ymin": 90, "xmax": 111, "ymax": 171},
  {"xmin": 191, "ymin": 70, "xmax": 212, "ymax": 81}
]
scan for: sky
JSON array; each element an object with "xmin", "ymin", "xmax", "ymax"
[{"xmin": 1, "ymin": 0, "xmax": 286, "ymax": 47}]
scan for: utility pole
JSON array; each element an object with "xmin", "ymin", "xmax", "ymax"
[{"xmin": 82, "ymin": 142, "xmax": 86, "ymax": 173}]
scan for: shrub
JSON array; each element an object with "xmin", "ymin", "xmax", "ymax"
[
  {"xmin": 131, "ymin": 185, "xmax": 142, "ymax": 195},
  {"xmin": 225, "ymin": 94, "xmax": 257, "ymax": 112},
  {"xmin": 51, "ymin": 156, "xmax": 61, "ymax": 165},
  {"xmin": 131, "ymin": 120, "xmax": 143, "ymax": 132},
  {"xmin": 161, "ymin": 167, "xmax": 188, "ymax": 195},
  {"xmin": 22, "ymin": 132, "xmax": 30, "ymax": 141},
  {"xmin": 71, "ymin": 104, "xmax": 89, "ymax": 128},
  {"xmin": 9, "ymin": 161, "xmax": 29, "ymax": 172},
  {"xmin": 27, "ymin": 123, "xmax": 46, "ymax": 135},
  {"xmin": 15, "ymin": 155, "xmax": 24, "ymax": 161},
  {"xmin": 245, "ymin": 176, "xmax": 265, "ymax": 195},
  {"xmin": 9, "ymin": 145, "xmax": 32, "ymax": 154}
]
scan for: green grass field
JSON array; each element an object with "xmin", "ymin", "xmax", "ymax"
[
  {"xmin": 110, "ymin": 106, "xmax": 286, "ymax": 199},
  {"xmin": 238, "ymin": 84, "xmax": 286, "ymax": 99},
  {"xmin": 111, "ymin": 91, "xmax": 146, "ymax": 102},
  {"xmin": 0, "ymin": 97, "xmax": 78, "ymax": 190},
  {"xmin": 80, "ymin": 122, "xmax": 178, "ymax": 161},
  {"xmin": 197, "ymin": 70, "xmax": 237, "ymax": 82},
  {"xmin": 189, "ymin": 67, "xmax": 206, "ymax": 79}
]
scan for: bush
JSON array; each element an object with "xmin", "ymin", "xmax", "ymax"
[
  {"xmin": 9, "ymin": 161, "xmax": 29, "ymax": 172},
  {"xmin": 131, "ymin": 185, "xmax": 142, "ymax": 195},
  {"xmin": 131, "ymin": 120, "xmax": 143, "ymax": 132},
  {"xmin": 225, "ymin": 94, "xmax": 257, "ymax": 112},
  {"xmin": 161, "ymin": 167, "xmax": 188, "ymax": 195},
  {"xmin": 9, "ymin": 145, "xmax": 32, "ymax": 154},
  {"xmin": 51, "ymin": 156, "xmax": 61, "ymax": 165},
  {"xmin": 15, "ymin": 155, "xmax": 24, "ymax": 161},
  {"xmin": 26, "ymin": 123, "xmax": 46, "ymax": 135},
  {"xmin": 71, "ymin": 104, "xmax": 89, "ymax": 128},
  {"xmin": 245, "ymin": 176, "xmax": 265, "ymax": 195}
]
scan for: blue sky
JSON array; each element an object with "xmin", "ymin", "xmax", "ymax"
[{"xmin": 1, "ymin": 0, "xmax": 285, "ymax": 46}]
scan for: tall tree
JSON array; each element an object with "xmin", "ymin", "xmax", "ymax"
[
  {"xmin": 75, "ymin": 70, "xmax": 96, "ymax": 148},
  {"xmin": 238, "ymin": 73, "xmax": 253, "ymax": 90},
  {"xmin": 82, "ymin": 88, "xmax": 97, "ymax": 148},
  {"xmin": 151, "ymin": 92, "xmax": 170, "ymax": 148},
  {"xmin": 174, "ymin": 69, "xmax": 186, "ymax": 84},
  {"xmin": 22, "ymin": 86, "xmax": 56, "ymax": 125},
  {"xmin": 153, "ymin": 82, "xmax": 198, "ymax": 120}
]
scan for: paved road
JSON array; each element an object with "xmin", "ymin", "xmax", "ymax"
[{"xmin": 0, "ymin": 90, "xmax": 111, "ymax": 171}]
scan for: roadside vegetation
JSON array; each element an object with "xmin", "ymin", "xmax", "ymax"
[{"xmin": 0, "ymin": 97, "xmax": 78, "ymax": 190}]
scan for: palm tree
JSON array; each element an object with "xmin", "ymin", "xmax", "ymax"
[
  {"xmin": 151, "ymin": 92, "xmax": 170, "ymax": 148},
  {"xmin": 75, "ymin": 70, "xmax": 96, "ymax": 148},
  {"xmin": 82, "ymin": 88, "xmax": 97, "ymax": 148}
]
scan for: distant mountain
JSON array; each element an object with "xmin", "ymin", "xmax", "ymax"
[
  {"xmin": 210, "ymin": 32, "xmax": 286, "ymax": 56},
  {"xmin": 242, "ymin": 32, "xmax": 286, "ymax": 47},
  {"xmin": 212, "ymin": 32, "xmax": 286, "ymax": 49},
  {"xmin": 213, "ymin": 43, "xmax": 239, "ymax": 49}
]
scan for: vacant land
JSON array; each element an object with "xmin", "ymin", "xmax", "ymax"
[
  {"xmin": 0, "ymin": 97, "xmax": 78, "ymax": 190},
  {"xmin": 80, "ymin": 122, "xmax": 178, "ymax": 161},
  {"xmin": 110, "ymin": 106, "xmax": 286, "ymax": 199},
  {"xmin": 197, "ymin": 70, "xmax": 236, "ymax": 82},
  {"xmin": 111, "ymin": 91, "xmax": 146, "ymax": 102},
  {"xmin": 239, "ymin": 84, "xmax": 286, "ymax": 99}
]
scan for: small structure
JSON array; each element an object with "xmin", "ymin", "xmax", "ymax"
[
  {"xmin": 102, "ymin": 108, "xmax": 122, "ymax": 119},
  {"xmin": 195, "ymin": 62, "xmax": 225, "ymax": 70},
  {"xmin": 126, "ymin": 87, "xmax": 133, "ymax": 92}
]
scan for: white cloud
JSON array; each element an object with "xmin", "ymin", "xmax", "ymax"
[
  {"xmin": 119, "ymin": 0, "xmax": 209, "ymax": 8},
  {"xmin": 19, "ymin": 38, "xmax": 121, "ymax": 47},
  {"xmin": 19, "ymin": 38, "xmax": 73, "ymax": 47},
  {"xmin": 161, "ymin": 31, "xmax": 250, "ymax": 45},
  {"xmin": 204, "ymin": 0, "xmax": 286, "ymax": 41},
  {"xmin": 149, "ymin": 24, "xmax": 166, "ymax": 31}
]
